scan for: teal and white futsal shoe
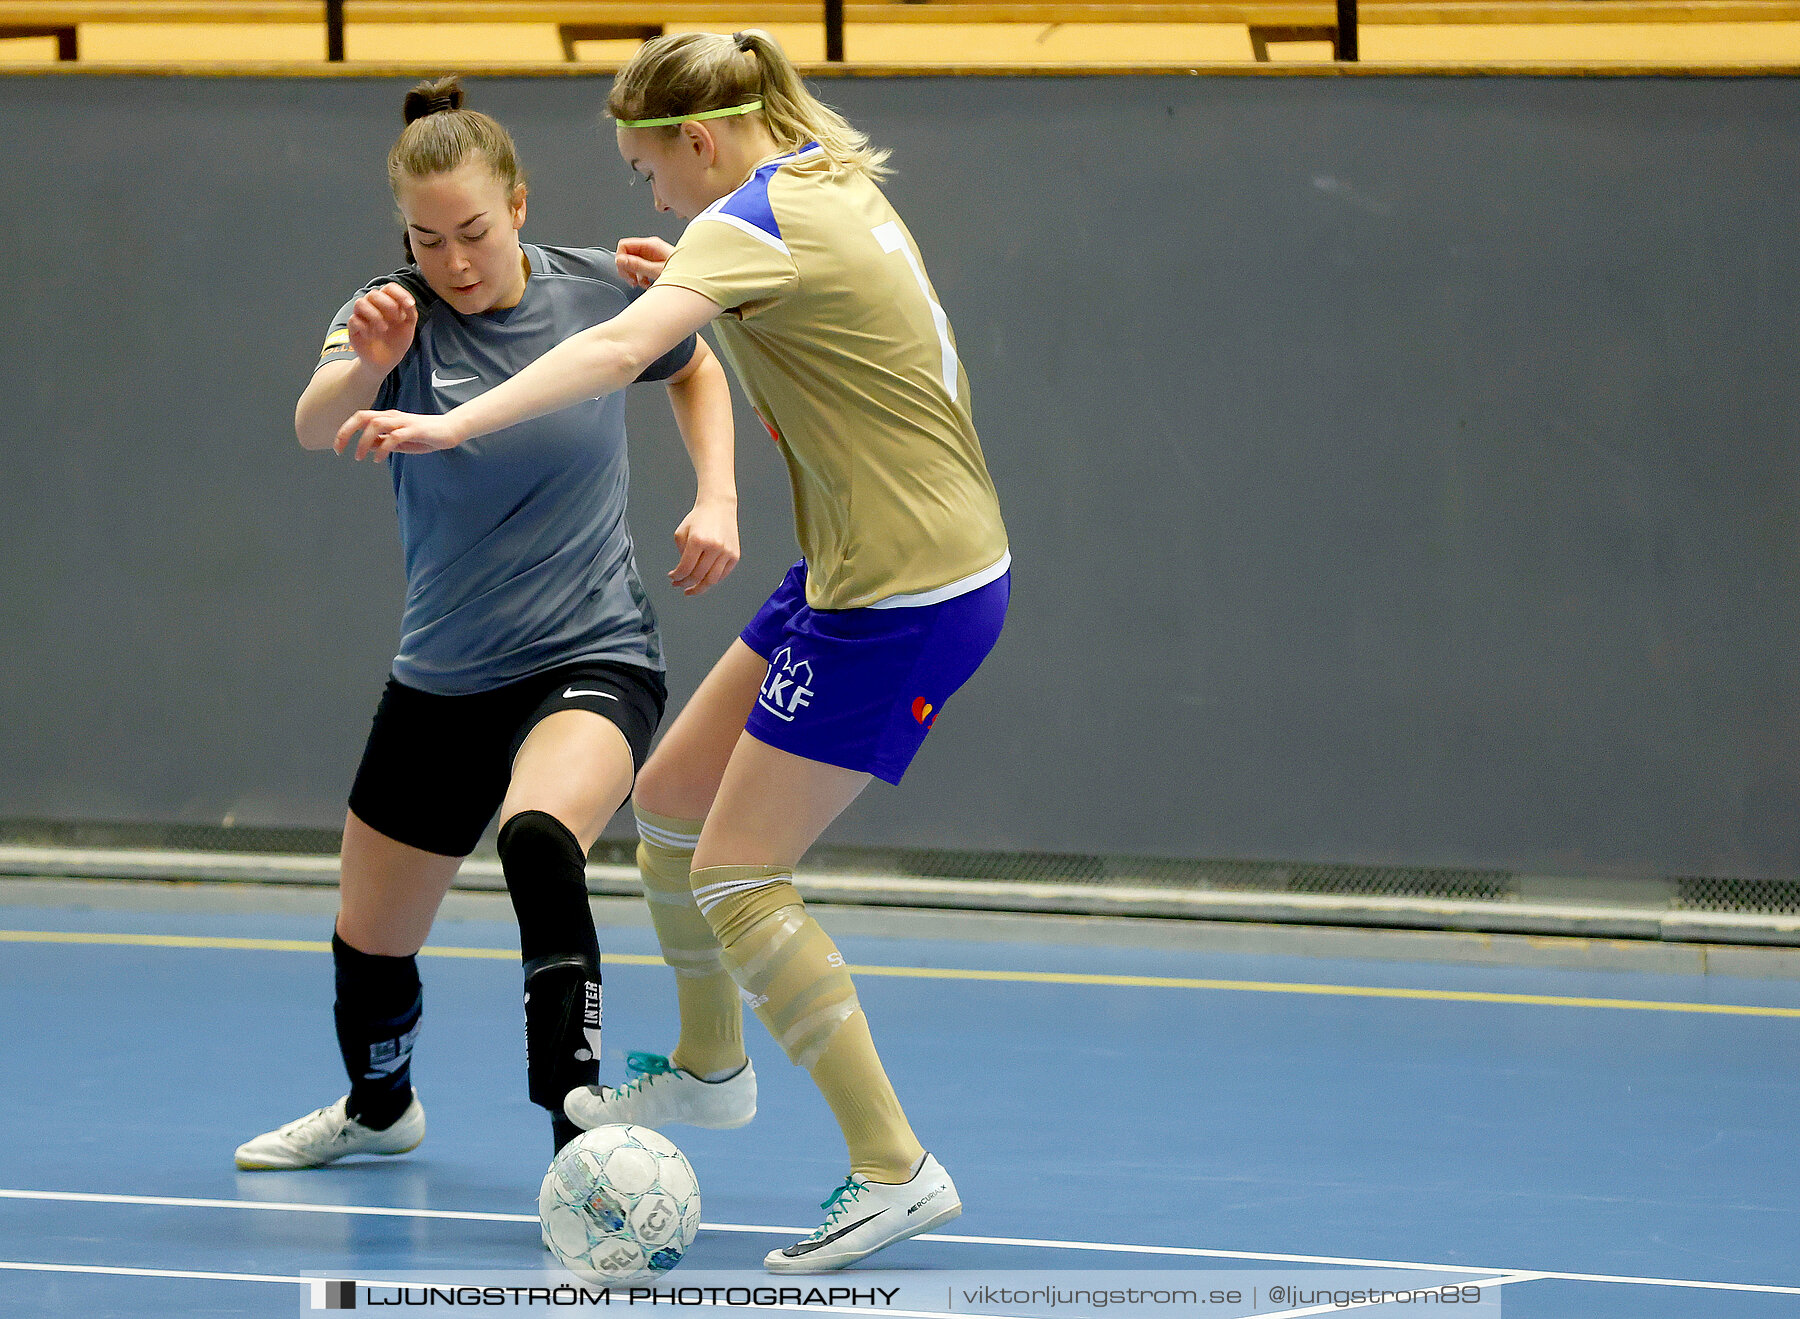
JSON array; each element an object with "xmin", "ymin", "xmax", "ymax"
[
  {"xmin": 563, "ymin": 1051, "xmax": 756, "ymax": 1132},
  {"xmin": 233, "ymin": 1092, "xmax": 425, "ymax": 1170},
  {"xmin": 765, "ymin": 1154, "xmax": 962, "ymax": 1273}
]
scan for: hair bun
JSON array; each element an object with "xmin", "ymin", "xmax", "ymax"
[
  {"xmin": 403, "ymin": 76, "xmax": 466, "ymax": 124},
  {"xmin": 733, "ymin": 30, "xmax": 756, "ymax": 51}
]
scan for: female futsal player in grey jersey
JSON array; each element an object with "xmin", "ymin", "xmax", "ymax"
[{"xmin": 233, "ymin": 77, "xmax": 739, "ymax": 1168}]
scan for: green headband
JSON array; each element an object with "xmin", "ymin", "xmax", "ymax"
[{"xmin": 616, "ymin": 100, "xmax": 764, "ymax": 129}]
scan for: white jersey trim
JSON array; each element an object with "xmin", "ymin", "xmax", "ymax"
[
  {"xmin": 757, "ymin": 145, "xmax": 825, "ymax": 168},
  {"xmin": 685, "ymin": 146, "xmax": 822, "ymax": 256},
  {"xmin": 689, "ymin": 209, "xmax": 791, "ymax": 256},
  {"xmin": 863, "ymin": 551, "xmax": 1012, "ymax": 610}
]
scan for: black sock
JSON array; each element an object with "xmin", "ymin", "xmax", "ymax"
[
  {"xmin": 500, "ymin": 811, "xmax": 604, "ymax": 1121},
  {"xmin": 333, "ymin": 931, "xmax": 422, "ymax": 1131}
]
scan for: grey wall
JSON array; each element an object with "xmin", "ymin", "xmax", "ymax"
[{"xmin": 2, "ymin": 72, "xmax": 1796, "ymax": 879}]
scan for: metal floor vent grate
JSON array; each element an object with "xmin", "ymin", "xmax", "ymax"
[
  {"xmin": 1281, "ymin": 865, "xmax": 1517, "ymax": 902},
  {"xmin": 1675, "ymin": 877, "xmax": 1800, "ymax": 916},
  {"xmin": 0, "ymin": 819, "xmax": 1518, "ymax": 902},
  {"xmin": 811, "ymin": 847, "xmax": 1111, "ymax": 885},
  {"xmin": 807, "ymin": 847, "xmax": 1294, "ymax": 891},
  {"xmin": 806, "ymin": 846, "xmax": 1517, "ymax": 900},
  {"xmin": 0, "ymin": 818, "xmax": 345, "ymax": 856},
  {"xmin": 0, "ymin": 818, "xmax": 1724, "ymax": 915}
]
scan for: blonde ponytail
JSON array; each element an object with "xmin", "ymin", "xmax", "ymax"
[{"xmin": 609, "ymin": 31, "xmax": 891, "ymax": 182}]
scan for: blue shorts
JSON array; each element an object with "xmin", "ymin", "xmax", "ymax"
[{"xmin": 740, "ymin": 560, "xmax": 1011, "ymax": 785}]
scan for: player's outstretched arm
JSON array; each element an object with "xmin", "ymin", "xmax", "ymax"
[
  {"xmin": 661, "ymin": 338, "xmax": 739, "ymax": 596},
  {"xmin": 295, "ymin": 283, "xmax": 418, "ymax": 451},
  {"xmin": 337, "ymin": 284, "xmax": 721, "ymax": 461}
]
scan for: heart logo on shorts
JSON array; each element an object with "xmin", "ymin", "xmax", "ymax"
[{"xmin": 911, "ymin": 698, "xmax": 936, "ymax": 727}]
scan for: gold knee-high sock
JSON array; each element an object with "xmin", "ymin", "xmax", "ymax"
[
  {"xmin": 807, "ymin": 1011, "xmax": 925, "ymax": 1184},
  {"xmin": 694, "ymin": 866, "xmax": 925, "ymax": 1183},
  {"xmin": 634, "ymin": 808, "xmax": 743, "ymax": 1079}
]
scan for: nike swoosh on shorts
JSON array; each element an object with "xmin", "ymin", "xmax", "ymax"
[
  {"xmin": 432, "ymin": 370, "xmax": 478, "ymax": 387},
  {"xmin": 563, "ymin": 689, "xmax": 620, "ymax": 700}
]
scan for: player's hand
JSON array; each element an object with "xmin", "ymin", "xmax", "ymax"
[
  {"xmin": 616, "ymin": 237, "xmax": 675, "ymax": 290},
  {"xmin": 669, "ymin": 496, "xmax": 739, "ymax": 596},
  {"xmin": 335, "ymin": 408, "xmax": 467, "ymax": 462},
  {"xmin": 346, "ymin": 283, "xmax": 417, "ymax": 374}
]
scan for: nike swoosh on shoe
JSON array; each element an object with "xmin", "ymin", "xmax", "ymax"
[{"xmin": 780, "ymin": 1211, "xmax": 888, "ymax": 1256}]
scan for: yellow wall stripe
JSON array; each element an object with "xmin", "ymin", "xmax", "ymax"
[{"xmin": 3, "ymin": 927, "xmax": 1797, "ymax": 1018}]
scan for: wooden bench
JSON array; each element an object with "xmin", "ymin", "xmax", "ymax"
[{"xmin": 5, "ymin": 0, "xmax": 1799, "ymax": 62}]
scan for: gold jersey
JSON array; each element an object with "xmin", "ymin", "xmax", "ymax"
[{"xmin": 657, "ymin": 146, "xmax": 1009, "ymax": 611}]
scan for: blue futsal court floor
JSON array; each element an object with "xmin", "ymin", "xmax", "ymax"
[{"xmin": 2, "ymin": 878, "xmax": 1798, "ymax": 1317}]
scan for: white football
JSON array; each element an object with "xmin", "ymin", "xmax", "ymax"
[{"xmin": 539, "ymin": 1124, "xmax": 700, "ymax": 1283}]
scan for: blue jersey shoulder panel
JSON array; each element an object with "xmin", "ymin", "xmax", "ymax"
[
  {"xmin": 712, "ymin": 163, "xmax": 783, "ymax": 242},
  {"xmin": 707, "ymin": 145, "xmax": 819, "ymax": 241}
]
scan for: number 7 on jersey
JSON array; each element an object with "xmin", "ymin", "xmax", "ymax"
[{"xmin": 872, "ymin": 221, "xmax": 960, "ymax": 401}]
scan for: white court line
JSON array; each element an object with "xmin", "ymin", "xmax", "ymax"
[
  {"xmin": 895, "ymin": 1230, "xmax": 1800, "ymax": 1296},
  {"xmin": 4, "ymin": 1188, "xmax": 1799, "ymax": 1297},
  {"xmin": 0, "ymin": 1187, "xmax": 536, "ymax": 1224},
  {"xmin": 0, "ymin": 1187, "xmax": 793, "ymax": 1235},
  {"xmin": 926, "ymin": 1230, "xmax": 1513, "ymax": 1272},
  {"xmin": 0, "ymin": 1259, "xmax": 311, "ymax": 1286}
]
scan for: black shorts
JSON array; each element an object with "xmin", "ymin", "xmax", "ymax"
[{"xmin": 348, "ymin": 659, "xmax": 667, "ymax": 858}]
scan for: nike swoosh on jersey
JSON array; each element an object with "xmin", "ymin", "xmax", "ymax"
[
  {"xmin": 780, "ymin": 1210, "xmax": 888, "ymax": 1255},
  {"xmin": 562, "ymin": 688, "xmax": 620, "ymax": 700},
  {"xmin": 432, "ymin": 369, "xmax": 479, "ymax": 387}
]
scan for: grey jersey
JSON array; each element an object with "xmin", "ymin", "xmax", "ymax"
[{"xmin": 319, "ymin": 244, "xmax": 696, "ymax": 695}]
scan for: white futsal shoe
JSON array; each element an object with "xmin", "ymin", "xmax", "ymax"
[
  {"xmin": 234, "ymin": 1092, "xmax": 426, "ymax": 1170},
  {"xmin": 563, "ymin": 1051, "xmax": 756, "ymax": 1132},
  {"xmin": 764, "ymin": 1154, "xmax": 962, "ymax": 1273}
]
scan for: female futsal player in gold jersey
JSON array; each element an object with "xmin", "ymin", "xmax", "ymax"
[{"xmin": 339, "ymin": 31, "xmax": 1010, "ymax": 1272}]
